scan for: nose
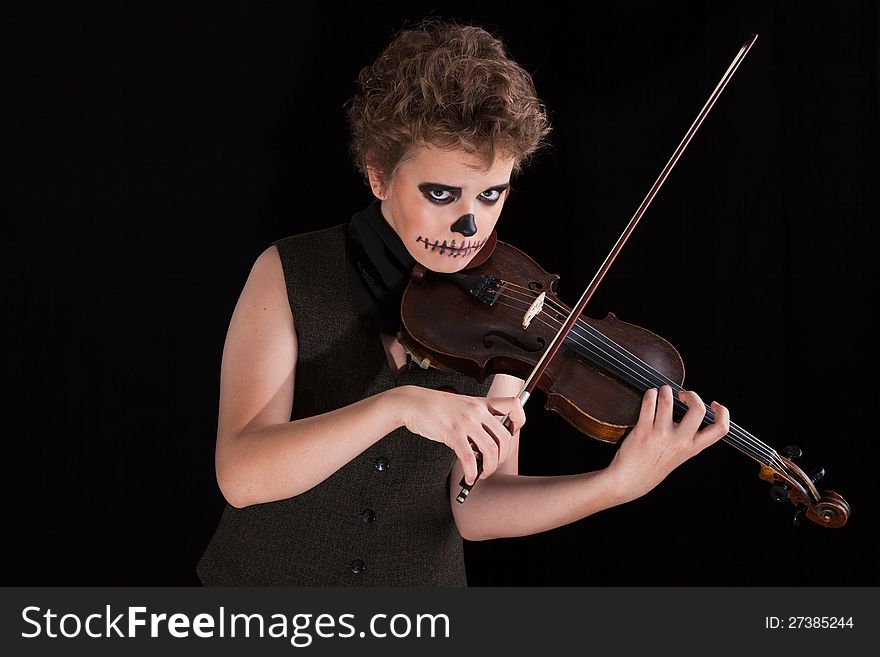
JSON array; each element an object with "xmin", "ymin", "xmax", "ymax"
[{"xmin": 451, "ymin": 213, "xmax": 477, "ymax": 237}]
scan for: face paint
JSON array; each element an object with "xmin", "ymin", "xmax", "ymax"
[
  {"xmin": 375, "ymin": 145, "xmax": 515, "ymax": 274},
  {"xmin": 450, "ymin": 213, "xmax": 478, "ymax": 237},
  {"xmin": 415, "ymin": 235, "xmax": 487, "ymax": 257}
]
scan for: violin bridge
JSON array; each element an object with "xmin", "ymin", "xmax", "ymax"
[{"xmin": 522, "ymin": 292, "xmax": 545, "ymax": 329}]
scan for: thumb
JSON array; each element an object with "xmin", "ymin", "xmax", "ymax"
[{"xmin": 485, "ymin": 396, "xmax": 526, "ymax": 433}]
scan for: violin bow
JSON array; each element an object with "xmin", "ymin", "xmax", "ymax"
[{"xmin": 458, "ymin": 34, "xmax": 760, "ymax": 503}]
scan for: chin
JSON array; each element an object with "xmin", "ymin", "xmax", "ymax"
[{"xmin": 415, "ymin": 252, "xmax": 474, "ymax": 274}]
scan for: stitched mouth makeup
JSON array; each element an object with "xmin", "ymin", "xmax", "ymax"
[{"xmin": 415, "ymin": 236, "xmax": 487, "ymax": 257}]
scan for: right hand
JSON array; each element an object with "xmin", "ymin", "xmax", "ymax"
[{"xmin": 396, "ymin": 386, "xmax": 526, "ymax": 485}]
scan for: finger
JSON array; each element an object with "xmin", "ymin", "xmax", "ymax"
[
  {"xmin": 497, "ymin": 426, "xmax": 512, "ymax": 466},
  {"xmin": 694, "ymin": 401, "xmax": 730, "ymax": 452},
  {"xmin": 498, "ymin": 405, "xmax": 525, "ymax": 436},
  {"xmin": 654, "ymin": 385, "xmax": 674, "ymax": 428},
  {"xmin": 470, "ymin": 426, "xmax": 500, "ymax": 479},
  {"xmin": 485, "ymin": 396, "xmax": 526, "ymax": 434},
  {"xmin": 453, "ymin": 440, "xmax": 480, "ymax": 486},
  {"xmin": 482, "ymin": 417, "xmax": 512, "ymax": 468},
  {"xmin": 634, "ymin": 388, "xmax": 659, "ymax": 433},
  {"xmin": 676, "ymin": 389, "xmax": 707, "ymax": 436},
  {"xmin": 506, "ymin": 401, "xmax": 526, "ymax": 435}
]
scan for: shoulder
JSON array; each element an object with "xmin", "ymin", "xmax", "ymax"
[
  {"xmin": 248, "ymin": 243, "xmax": 284, "ymax": 288},
  {"xmin": 270, "ymin": 224, "xmax": 350, "ymax": 304},
  {"xmin": 272, "ymin": 224, "xmax": 348, "ymax": 259},
  {"xmin": 250, "ymin": 226, "xmax": 351, "ymax": 296},
  {"xmin": 233, "ymin": 244, "xmax": 290, "ymax": 324}
]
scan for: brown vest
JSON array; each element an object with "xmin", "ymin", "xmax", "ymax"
[{"xmin": 196, "ymin": 225, "xmax": 491, "ymax": 586}]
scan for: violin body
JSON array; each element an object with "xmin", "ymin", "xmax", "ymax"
[{"xmin": 401, "ymin": 240, "xmax": 684, "ymax": 443}]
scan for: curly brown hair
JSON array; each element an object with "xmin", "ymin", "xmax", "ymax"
[{"xmin": 346, "ymin": 18, "xmax": 551, "ymax": 188}]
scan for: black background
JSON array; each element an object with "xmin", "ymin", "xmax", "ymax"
[{"xmin": 6, "ymin": 1, "xmax": 878, "ymax": 586}]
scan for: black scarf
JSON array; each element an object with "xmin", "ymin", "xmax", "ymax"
[{"xmin": 345, "ymin": 200, "xmax": 416, "ymax": 335}]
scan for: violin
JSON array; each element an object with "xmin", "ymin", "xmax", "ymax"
[
  {"xmin": 398, "ymin": 33, "xmax": 851, "ymax": 528},
  {"xmin": 399, "ymin": 238, "xmax": 851, "ymax": 528}
]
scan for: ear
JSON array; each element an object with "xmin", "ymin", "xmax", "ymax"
[{"xmin": 365, "ymin": 161, "xmax": 387, "ymax": 200}]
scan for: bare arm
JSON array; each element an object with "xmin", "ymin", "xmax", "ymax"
[
  {"xmin": 214, "ymin": 246, "xmax": 526, "ymax": 509},
  {"xmin": 214, "ymin": 245, "xmax": 406, "ymax": 507},
  {"xmin": 451, "ymin": 386, "xmax": 730, "ymax": 541}
]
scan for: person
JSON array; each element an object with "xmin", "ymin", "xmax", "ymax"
[{"xmin": 196, "ymin": 17, "xmax": 730, "ymax": 586}]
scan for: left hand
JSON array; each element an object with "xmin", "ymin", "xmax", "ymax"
[{"xmin": 605, "ymin": 385, "xmax": 730, "ymax": 503}]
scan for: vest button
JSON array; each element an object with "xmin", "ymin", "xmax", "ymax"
[
  {"xmin": 374, "ymin": 456, "xmax": 390, "ymax": 471},
  {"xmin": 361, "ymin": 509, "xmax": 376, "ymax": 523},
  {"xmin": 351, "ymin": 559, "xmax": 365, "ymax": 574}
]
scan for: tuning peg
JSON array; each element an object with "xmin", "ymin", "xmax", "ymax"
[
  {"xmin": 769, "ymin": 484, "xmax": 789, "ymax": 503},
  {"xmin": 792, "ymin": 505, "xmax": 807, "ymax": 527},
  {"xmin": 781, "ymin": 445, "xmax": 803, "ymax": 460},
  {"xmin": 809, "ymin": 467, "xmax": 825, "ymax": 484}
]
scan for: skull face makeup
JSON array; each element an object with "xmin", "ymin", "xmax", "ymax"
[{"xmin": 367, "ymin": 145, "xmax": 514, "ymax": 274}]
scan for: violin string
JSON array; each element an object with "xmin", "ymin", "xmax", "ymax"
[
  {"xmin": 492, "ymin": 287, "xmax": 784, "ymax": 469},
  {"xmin": 497, "ymin": 286, "xmax": 785, "ymax": 470},
  {"xmin": 529, "ymin": 296, "xmax": 781, "ymax": 463},
  {"xmin": 493, "ymin": 296, "xmax": 781, "ymax": 470},
  {"xmin": 494, "ymin": 296, "xmax": 779, "ymax": 469},
  {"xmin": 495, "ymin": 287, "xmax": 783, "ymax": 469}
]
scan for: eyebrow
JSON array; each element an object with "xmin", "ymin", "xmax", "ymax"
[{"xmin": 418, "ymin": 182, "xmax": 511, "ymax": 195}]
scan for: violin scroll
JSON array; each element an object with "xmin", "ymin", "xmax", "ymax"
[{"xmin": 759, "ymin": 457, "xmax": 851, "ymax": 528}]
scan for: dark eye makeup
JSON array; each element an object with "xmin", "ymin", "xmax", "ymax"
[{"xmin": 418, "ymin": 182, "xmax": 509, "ymax": 206}]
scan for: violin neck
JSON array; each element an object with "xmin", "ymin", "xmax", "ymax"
[{"xmin": 672, "ymin": 395, "xmax": 776, "ymax": 468}]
